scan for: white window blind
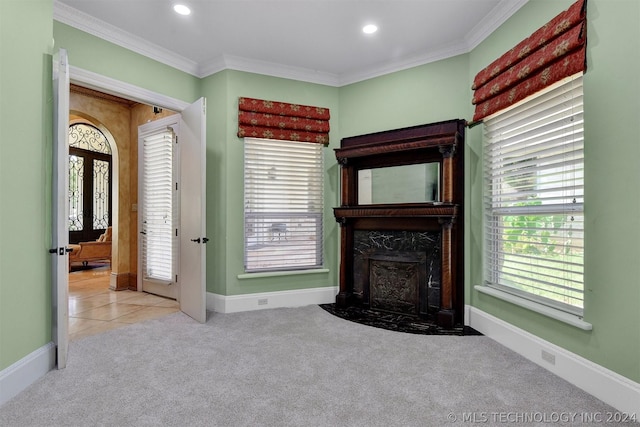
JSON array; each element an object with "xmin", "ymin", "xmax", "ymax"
[
  {"xmin": 244, "ymin": 138, "xmax": 324, "ymax": 272},
  {"xmin": 484, "ymin": 74, "xmax": 584, "ymax": 314},
  {"xmin": 142, "ymin": 129, "xmax": 176, "ymax": 282}
]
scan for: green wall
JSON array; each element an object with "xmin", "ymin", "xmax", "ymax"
[
  {"xmin": 200, "ymin": 71, "xmax": 229, "ymax": 296},
  {"xmin": 339, "ymin": 54, "xmax": 469, "ymax": 138},
  {"xmin": 201, "ymin": 70, "xmax": 340, "ymax": 296},
  {"xmin": 466, "ymin": 0, "xmax": 640, "ymax": 382},
  {"xmin": 0, "ymin": 0, "xmax": 54, "ymax": 370}
]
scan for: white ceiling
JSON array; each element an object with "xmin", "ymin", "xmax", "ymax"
[{"xmin": 54, "ymin": 0, "xmax": 528, "ymax": 87}]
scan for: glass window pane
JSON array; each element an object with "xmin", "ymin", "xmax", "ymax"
[
  {"xmin": 93, "ymin": 159, "xmax": 110, "ymax": 230},
  {"xmin": 68, "ymin": 154, "xmax": 84, "ymax": 231}
]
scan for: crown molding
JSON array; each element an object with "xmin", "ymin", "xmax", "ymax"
[
  {"xmin": 53, "ymin": 0, "xmax": 199, "ymax": 76},
  {"xmin": 203, "ymin": 55, "xmax": 341, "ymax": 87},
  {"xmin": 338, "ymin": 43, "xmax": 469, "ymax": 87},
  {"xmin": 197, "ymin": 56, "xmax": 227, "ymax": 79},
  {"xmin": 339, "ymin": 0, "xmax": 528, "ymax": 86},
  {"xmin": 54, "ymin": 0, "xmax": 528, "ymax": 88},
  {"xmin": 464, "ymin": 0, "xmax": 530, "ymax": 51}
]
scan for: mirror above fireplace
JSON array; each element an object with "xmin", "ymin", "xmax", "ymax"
[{"xmin": 357, "ymin": 162, "xmax": 440, "ymax": 204}]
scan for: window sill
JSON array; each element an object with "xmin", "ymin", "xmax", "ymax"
[
  {"xmin": 474, "ymin": 285, "xmax": 592, "ymax": 331},
  {"xmin": 237, "ymin": 268, "xmax": 330, "ymax": 280}
]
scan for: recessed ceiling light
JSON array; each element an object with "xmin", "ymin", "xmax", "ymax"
[
  {"xmin": 362, "ymin": 24, "xmax": 378, "ymax": 34},
  {"xmin": 173, "ymin": 4, "xmax": 191, "ymax": 16}
]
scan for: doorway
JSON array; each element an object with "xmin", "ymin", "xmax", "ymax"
[
  {"xmin": 67, "ymin": 85, "xmax": 180, "ymax": 339},
  {"xmin": 54, "ymin": 58, "xmax": 207, "ymax": 368},
  {"xmin": 63, "ymin": 77, "xmax": 207, "ymax": 324},
  {"xmin": 68, "ymin": 83, "xmax": 177, "ymax": 284}
]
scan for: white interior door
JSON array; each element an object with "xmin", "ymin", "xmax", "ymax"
[
  {"xmin": 137, "ymin": 98, "xmax": 206, "ymax": 322},
  {"xmin": 178, "ymin": 98, "xmax": 207, "ymax": 323},
  {"xmin": 52, "ymin": 49, "xmax": 70, "ymax": 369}
]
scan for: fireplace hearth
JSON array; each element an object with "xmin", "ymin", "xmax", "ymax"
[{"xmin": 319, "ymin": 304, "xmax": 481, "ymax": 336}]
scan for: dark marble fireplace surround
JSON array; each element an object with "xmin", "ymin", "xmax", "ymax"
[
  {"xmin": 354, "ymin": 230, "xmax": 441, "ymax": 317},
  {"xmin": 332, "ymin": 119, "xmax": 465, "ymax": 330}
]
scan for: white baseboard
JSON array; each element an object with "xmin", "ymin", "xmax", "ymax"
[
  {"xmin": 467, "ymin": 305, "xmax": 640, "ymax": 416},
  {"xmin": 0, "ymin": 342, "xmax": 55, "ymax": 407},
  {"xmin": 207, "ymin": 286, "xmax": 338, "ymax": 314}
]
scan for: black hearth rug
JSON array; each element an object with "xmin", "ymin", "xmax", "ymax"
[{"xmin": 319, "ymin": 304, "xmax": 482, "ymax": 336}]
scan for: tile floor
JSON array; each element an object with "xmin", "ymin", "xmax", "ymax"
[{"xmin": 69, "ymin": 266, "xmax": 179, "ymax": 341}]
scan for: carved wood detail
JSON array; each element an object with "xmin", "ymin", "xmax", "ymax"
[{"xmin": 333, "ymin": 119, "xmax": 465, "ymax": 327}]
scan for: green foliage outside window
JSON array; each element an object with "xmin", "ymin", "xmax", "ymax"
[{"xmin": 502, "ymin": 201, "xmax": 575, "ymax": 257}]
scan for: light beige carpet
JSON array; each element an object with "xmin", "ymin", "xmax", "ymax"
[{"xmin": 0, "ymin": 305, "xmax": 628, "ymax": 426}]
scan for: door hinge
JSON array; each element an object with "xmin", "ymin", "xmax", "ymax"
[
  {"xmin": 175, "ymin": 228, "xmax": 178, "ymax": 237},
  {"xmin": 175, "ymin": 274, "xmax": 178, "ymax": 283}
]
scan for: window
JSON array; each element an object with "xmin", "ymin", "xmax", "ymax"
[
  {"xmin": 483, "ymin": 74, "xmax": 584, "ymax": 314},
  {"xmin": 243, "ymin": 138, "xmax": 324, "ymax": 272}
]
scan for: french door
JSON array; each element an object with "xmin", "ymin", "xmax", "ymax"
[
  {"xmin": 138, "ymin": 118, "xmax": 179, "ymax": 300},
  {"xmin": 137, "ymin": 98, "xmax": 207, "ymax": 323},
  {"xmin": 68, "ymin": 143, "xmax": 112, "ymax": 243}
]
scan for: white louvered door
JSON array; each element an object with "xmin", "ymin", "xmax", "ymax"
[{"xmin": 138, "ymin": 117, "xmax": 179, "ymax": 299}]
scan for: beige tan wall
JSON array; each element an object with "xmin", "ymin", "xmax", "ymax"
[{"xmin": 69, "ymin": 90, "xmax": 176, "ymax": 289}]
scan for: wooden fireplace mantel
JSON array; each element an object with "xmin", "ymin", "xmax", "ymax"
[
  {"xmin": 334, "ymin": 203, "xmax": 458, "ymax": 223},
  {"xmin": 333, "ymin": 119, "xmax": 465, "ymax": 328}
]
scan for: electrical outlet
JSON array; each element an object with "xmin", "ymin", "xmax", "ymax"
[
  {"xmin": 541, "ymin": 349, "xmax": 556, "ymax": 365},
  {"xmin": 258, "ymin": 298, "xmax": 268, "ymax": 306}
]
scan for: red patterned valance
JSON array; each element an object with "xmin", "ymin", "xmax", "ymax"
[
  {"xmin": 237, "ymin": 97, "xmax": 330, "ymax": 145},
  {"xmin": 471, "ymin": 0, "xmax": 587, "ymax": 122}
]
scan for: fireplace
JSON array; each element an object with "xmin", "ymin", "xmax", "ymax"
[
  {"xmin": 353, "ymin": 230, "xmax": 440, "ymax": 317},
  {"xmin": 333, "ymin": 119, "xmax": 464, "ymax": 328}
]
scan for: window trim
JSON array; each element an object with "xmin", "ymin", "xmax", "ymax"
[
  {"xmin": 475, "ymin": 285, "xmax": 592, "ymax": 330},
  {"xmin": 237, "ymin": 268, "xmax": 330, "ymax": 280}
]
